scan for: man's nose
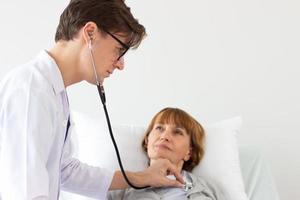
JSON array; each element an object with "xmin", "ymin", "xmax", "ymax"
[{"xmin": 115, "ymin": 57, "xmax": 125, "ymax": 70}]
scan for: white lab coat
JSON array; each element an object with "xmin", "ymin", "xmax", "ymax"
[{"xmin": 0, "ymin": 51, "xmax": 114, "ymax": 200}]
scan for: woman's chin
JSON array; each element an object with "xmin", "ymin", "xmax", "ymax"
[
  {"xmin": 150, "ymin": 154, "xmax": 173, "ymax": 163},
  {"xmin": 150, "ymin": 154, "xmax": 168, "ymax": 160}
]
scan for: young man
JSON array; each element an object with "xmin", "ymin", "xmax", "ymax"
[{"xmin": 0, "ymin": 0, "xmax": 183, "ymax": 199}]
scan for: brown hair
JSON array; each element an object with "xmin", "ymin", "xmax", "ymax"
[
  {"xmin": 142, "ymin": 107, "xmax": 205, "ymax": 172},
  {"xmin": 55, "ymin": 0, "xmax": 146, "ymax": 49}
]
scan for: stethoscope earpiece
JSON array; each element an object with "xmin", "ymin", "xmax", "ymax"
[{"xmin": 88, "ymin": 40, "xmax": 92, "ymax": 50}]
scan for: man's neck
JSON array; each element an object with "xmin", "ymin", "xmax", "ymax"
[{"xmin": 48, "ymin": 41, "xmax": 83, "ymax": 88}]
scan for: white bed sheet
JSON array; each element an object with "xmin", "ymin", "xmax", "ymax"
[{"xmin": 239, "ymin": 145, "xmax": 280, "ymax": 200}]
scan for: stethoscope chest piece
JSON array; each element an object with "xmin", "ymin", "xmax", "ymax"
[{"xmin": 183, "ymin": 181, "xmax": 194, "ymax": 192}]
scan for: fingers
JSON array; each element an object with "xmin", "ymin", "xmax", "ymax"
[
  {"xmin": 164, "ymin": 160, "xmax": 184, "ymax": 184},
  {"xmin": 173, "ymin": 170, "xmax": 184, "ymax": 184},
  {"xmin": 145, "ymin": 158, "xmax": 185, "ymax": 188},
  {"xmin": 162, "ymin": 177, "xmax": 184, "ymax": 188}
]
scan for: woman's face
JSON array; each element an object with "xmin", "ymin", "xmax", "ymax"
[{"xmin": 147, "ymin": 122, "xmax": 191, "ymax": 167}]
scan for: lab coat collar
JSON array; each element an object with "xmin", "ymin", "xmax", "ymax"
[{"xmin": 36, "ymin": 50, "xmax": 66, "ymax": 95}]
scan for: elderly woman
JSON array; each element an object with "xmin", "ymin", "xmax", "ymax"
[{"xmin": 108, "ymin": 107, "xmax": 225, "ymax": 200}]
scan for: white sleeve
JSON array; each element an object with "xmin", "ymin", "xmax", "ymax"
[
  {"xmin": 60, "ymin": 129, "xmax": 114, "ymax": 199},
  {"xmin": 0, "ymin": 88, "xmax": 55, "ymax": 199}
]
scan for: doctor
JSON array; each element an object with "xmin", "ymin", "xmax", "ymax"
[{"xmin": 0, "ymin": 0, "xmax": 184, "ymax": 199}]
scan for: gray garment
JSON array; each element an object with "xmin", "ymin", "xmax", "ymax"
[{"xmin": 107, "ymin": 171, "xmax": 226, "ymax": 200}]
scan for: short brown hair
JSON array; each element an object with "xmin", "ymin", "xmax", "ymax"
[
  {"xmin": 55, "ymin": 0, "xmax": 146, "ymax": 49},
  {"xmin": 142, "ymin": 107, "xmax": 205, "ymax": 172}
]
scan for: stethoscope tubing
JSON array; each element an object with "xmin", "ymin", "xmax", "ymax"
[{"xmin": 97, "ymin": 84, "xmax": 149, "ymax": 190}]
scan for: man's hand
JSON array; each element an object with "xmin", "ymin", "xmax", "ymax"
[
  {"xmin": 109, "ymin": 159, "xmax": 184, "ymax": 190},
  {"xmin": 136, "ymin": 158, "xmax": 184, "ymax": 188}
]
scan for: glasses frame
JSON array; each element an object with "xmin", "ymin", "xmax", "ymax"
[{"xmin": 104, "ymin": 30, "xmax": 130, "ymax": 61}]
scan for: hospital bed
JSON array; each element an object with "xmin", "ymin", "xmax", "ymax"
[
  {"xmin": 60, "ymin": 144, "xmax": 280, "ymax": 200},
  {"xmin": 59, "ymin": 114, "xmax": 280, "ymax": 200}
]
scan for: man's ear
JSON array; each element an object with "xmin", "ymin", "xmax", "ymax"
[{"xmin": 82, "ymin": 21, "xmax": 98, "ymax": 44}]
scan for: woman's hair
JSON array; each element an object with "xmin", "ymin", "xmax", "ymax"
[
  {"xmin": 142, "ymin": 107, "xmax": 205, "ymax": 172},
  {"xmin": 55, "ymin": 0, "xmax": 146, "ymax": 49}
]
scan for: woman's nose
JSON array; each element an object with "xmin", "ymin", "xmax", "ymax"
[
  {"xmin": 160, "ymin": 130, "xmax": 171, "ymax": 141},
  {"xmin": 115, "ymin": 57, "xmax": 124, "ymax": 70}
]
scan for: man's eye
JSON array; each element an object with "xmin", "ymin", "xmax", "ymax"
[{"xmin": 119, "ymin": 47, "xmax": 125, "ymax": 54}]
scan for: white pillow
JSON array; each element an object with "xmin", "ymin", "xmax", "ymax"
[
  {"xmin": 194, "ymin": 117, "xmax": 248, "ymax": 200},
  {"xmin": 61, "ymin": 112, "xmax": 247, "ymax": 200},
  {"xmin": 68, "ymin": 111, "xmax": 148, "ymax": 171}
]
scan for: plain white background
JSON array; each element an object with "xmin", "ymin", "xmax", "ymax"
[{"xmin": 0, "ymin": 0, "xmax": 299, "ymax": 199}]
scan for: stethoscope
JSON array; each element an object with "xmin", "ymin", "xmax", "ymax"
[
  {"xmin": 88, "ymin": 40, "xmax": 193, "ymax": 192},
  {"xmin": 88, "ymin": 40, "xmax": 147, "ymax": 189}
]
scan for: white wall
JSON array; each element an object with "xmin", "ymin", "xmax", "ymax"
[{"xmin": 0, "ymin": 0, "xmax": 299, "ymax": 199}]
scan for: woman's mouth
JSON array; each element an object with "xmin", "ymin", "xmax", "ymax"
[{"xmin": 155, "ymin": 144, "xmax": 171, "ymax": 150}]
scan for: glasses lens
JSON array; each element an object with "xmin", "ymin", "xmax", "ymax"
[
  {"xmin": 117, "ymin": 48, "xmax": 129, "ymax": 60},
  {"xmin": 104, "ymin": 30, "xmax": 130, "ymax": 61}
]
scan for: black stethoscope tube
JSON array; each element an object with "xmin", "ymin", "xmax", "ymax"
[{"xmin": 97, "ymin": 84, "xmax": 149, "ymax": 190}]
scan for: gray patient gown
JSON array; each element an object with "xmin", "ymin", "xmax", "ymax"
[{"xmin": 107, "ymin": 170, "xmax": 226, "ymax": 200}]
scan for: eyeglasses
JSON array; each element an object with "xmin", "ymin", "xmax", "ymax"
[{"xmin": 104, "ymin": 30, "xmax": 130, "ymax": 61}]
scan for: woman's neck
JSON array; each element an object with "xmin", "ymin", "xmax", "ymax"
[{"xmin": 150, "ymin": 159, "xmax": 184, "ymax": 174}]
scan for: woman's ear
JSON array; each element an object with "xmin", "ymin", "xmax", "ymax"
[
  {"xmin": 143, "ymin": 137, "xmax": 148, "ymax": 149},
  {"xmin": 184, "ymin": 147, "xmax": 192, "ymax": 161}
]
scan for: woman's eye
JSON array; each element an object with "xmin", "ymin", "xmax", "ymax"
[
  {"xmin": 174, "ymin": 129, "xmax": 184, "ymax": 135},
  {"xmin": 155, "ymin": 126, "xmax": 163, "ymax": 131}
]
